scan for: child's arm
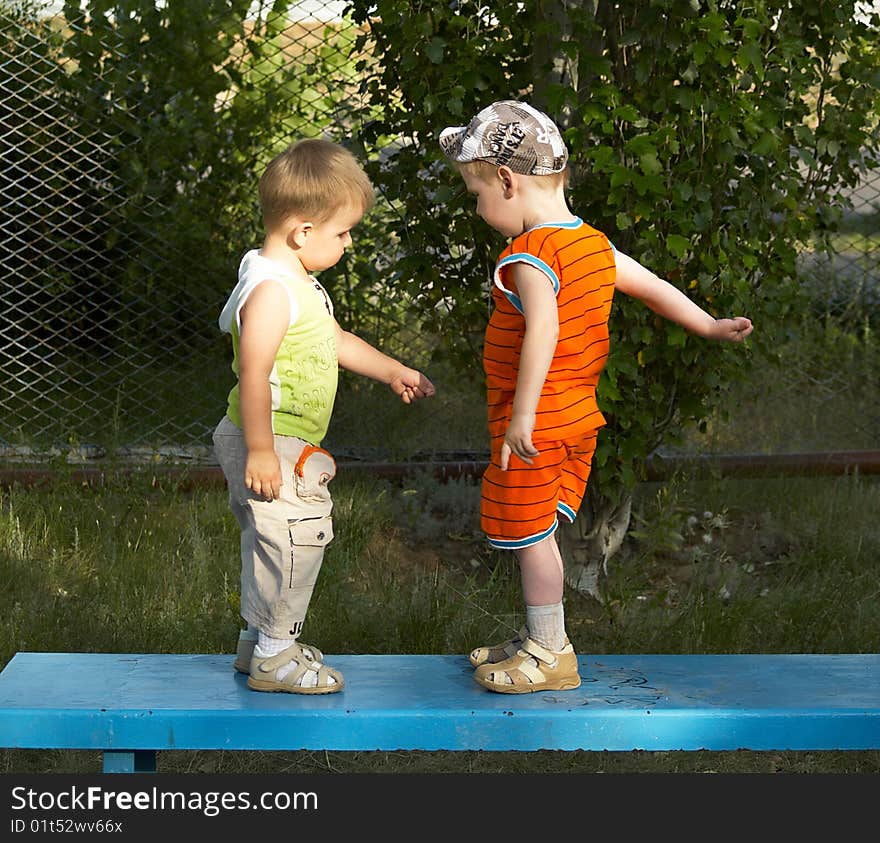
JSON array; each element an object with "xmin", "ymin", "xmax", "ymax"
[
  {"xmin": 614, "ymin": 251, "xmax": 754, "ymax": 341},
  {"xmin": 501, "ymin": 263, "xmax": 559, "ymax": 470},
  {"xmin": 237, "ymin": 281, "xmax": 289, "ymax": 501},
  {"xmin": 335, "ymin": 324, "xmax": 436, "ymax": 403}
]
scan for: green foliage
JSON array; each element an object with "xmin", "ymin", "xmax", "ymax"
[
  {"xmin": 55, "ymin": 0, "xmax": 363, "ymax": 348},
  {"xmin": 346, "ymin": 0, "xmax": 880, "ymax": 505},
  {"xmin": 564, "ymin": 0, "xmax": 880, "ymax": 500},
  {"xmin": 346, "ymin": 0, "xmax": 535, "ymax": 371},
  {"xmin": 56, "ymin": 0, "xmax": 272, "ymax": 346}
]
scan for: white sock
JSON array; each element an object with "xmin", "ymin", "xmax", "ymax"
[
  {"xmin": 526, "ymin": 602, "xmax": 567, "ymax": 652},
  {"xmin": 256, "ymin": 632, "xmax": 295, "ymax": 656}
]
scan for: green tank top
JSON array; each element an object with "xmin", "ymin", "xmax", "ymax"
[{"xmin": 222, "ymin": 251, "xmax": 338, "ymax": 445}]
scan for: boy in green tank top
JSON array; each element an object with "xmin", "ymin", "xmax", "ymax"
[{"xmin": 213, "ymin": 139, "xmax": 435, "ymax": 694}]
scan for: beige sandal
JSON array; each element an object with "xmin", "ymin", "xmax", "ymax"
[
  {"xmin": 468, "ymin": 626, "xmax": 529, "ymax": 668},
  {"xmin": 233, "ymin": 634, "xmax": 323, "ymax": 675},
  {"xmin": 473, "ymin": 637, "xmax": 581, "ymax": 694},
  {"xmin": 246, "ymin": 642, "xmax": 343, "ymax": 695}
]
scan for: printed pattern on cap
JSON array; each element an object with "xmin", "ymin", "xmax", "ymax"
[{"xmin": 440, "ymin": 100, "xmax": 568, "ymax": 176}]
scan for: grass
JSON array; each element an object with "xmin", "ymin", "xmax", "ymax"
[{"xmin": 0, "ymin": 464, "xmax": 878, "ymax": 774}]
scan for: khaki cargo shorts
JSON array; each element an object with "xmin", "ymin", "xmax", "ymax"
[{"xmin": 212, "ymin": 415, "xmax": 335, "ymax": 639}]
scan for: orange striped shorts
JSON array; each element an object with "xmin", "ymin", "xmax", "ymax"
[{"xmin": 480, "ymin": 430, "xmax": 598, "ymax": 549}]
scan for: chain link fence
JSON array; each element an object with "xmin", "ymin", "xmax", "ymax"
[
  {"xmin": 0, "ymin": 0, "xmax": 441, "ymax": 463},
  {"xmin": 1, "ymin": 0, "xmax": 878, "ymax": 465},
  {"xmin": 689, "ymin": 168, "xmax": 880, "ymax": 457}
]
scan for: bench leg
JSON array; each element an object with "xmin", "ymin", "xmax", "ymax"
[{"xmin": 103, "ymin": 750, "xmax": 157, "ymax": 773}]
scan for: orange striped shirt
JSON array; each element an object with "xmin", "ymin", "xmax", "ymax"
[{"xmin": 484, "ymin": 218, "xmax": 616, "ymax": 443}]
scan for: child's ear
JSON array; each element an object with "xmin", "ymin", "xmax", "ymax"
[
  {"xmin": 287, "ymin": 221, "xmax": 313, "ymax": 249},
  {"xmin": 497, "ymin": 165, "xmax": 515, "ymax": 196}
]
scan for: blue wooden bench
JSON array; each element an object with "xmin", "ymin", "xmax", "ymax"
[{"xmin": 1, "ymin": 651, "xmax": 879, "ymax": 772}]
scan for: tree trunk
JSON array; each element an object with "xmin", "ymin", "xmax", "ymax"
[
  {"xmin": 532, "ymin": 0, "xmax": 578, "ymax": 124},
  {"xmin": 532, "ymin": 0, "xmax": 603, "ymax": 125},
  {"xmin": 558, "ymin": 483, "xmax": 632, "ymax": 602}
]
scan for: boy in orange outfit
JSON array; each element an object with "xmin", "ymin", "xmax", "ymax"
[{"xmin": 440, "ymin": 101, "xmax": 753, "ymax": 693}]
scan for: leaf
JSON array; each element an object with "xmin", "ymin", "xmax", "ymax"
[
  {"xmin": 737, "ymin": 42, "xmax": 764, "ymax": 82},
  {"xmin": 666, "ymin": 325, "xmax": 688, "ymax": 347},
  {"xmin": 425, "ymin": 37, "xmax": 446, "ymax": 64},
  {"xmin": 755, "ymin": 130, "xmax": 779, "ymax": 154},
  {"xmin": 610, "ymin": 166, "xmax": 632, "ymax": 188},
  {"xmin": 613, "ymin": 104, "xmax": 641, "ymax": 122},
  {"xmin": 639, "ymin": 152, "xmax": 662, "ymax": 176},
  {"xmin": 666, "ymin": 234, "xmax": 691, "ymax": 258}
]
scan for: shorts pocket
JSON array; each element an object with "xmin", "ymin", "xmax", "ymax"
[
  {"xmin": 289, "ymin": 515, "xmax": 334, "ymax": 547},
  {"xmin": 287, "ymin": 515, "xmax": 333, "ymax": 589}
]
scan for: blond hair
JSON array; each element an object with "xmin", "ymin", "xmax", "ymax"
[
  {"xmin": 259, "ymin": 138, "xmax": 375, "ymax": 230},
  {"xmin": 457, "ymin": 159, "xmax": 570, "ymax": 190}
]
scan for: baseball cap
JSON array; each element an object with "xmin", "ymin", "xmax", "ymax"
[{"xmin": 439, "ymin": 100, "xmax": 568, "ymax": 176}]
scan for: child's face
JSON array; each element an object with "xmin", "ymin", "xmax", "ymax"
[
  {"xmin": 461, "ymin": 169, "xmax": 523, "ymax": 238},
  {"xmin": 298, "ymin": 202, "xmax": 364, "ymax": 273}
]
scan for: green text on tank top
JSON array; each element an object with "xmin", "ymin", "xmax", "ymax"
[{"xmin": 226, "ymin": 276, "xmax": 338, "ymax": 446}]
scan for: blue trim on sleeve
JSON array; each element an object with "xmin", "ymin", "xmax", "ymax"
[{"xmin": 495, "ymin": 253, "xmax": 560, "ymax": 313}]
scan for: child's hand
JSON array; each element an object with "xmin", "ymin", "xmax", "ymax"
[
  {"xmin": 389, "ymin": 367, "xmax": 436, "ymax": 404},
  {"xmin": 501, "ymin": 413, "xmax": 539, "ymax": 469},
  {"xmin": 244, "ymin": 449, "xmax": 283, "ymax": 501},
  {"xmin": 710, "ymin": 316, "xmax": 754, "ymax": 342}
]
